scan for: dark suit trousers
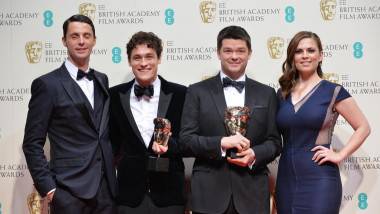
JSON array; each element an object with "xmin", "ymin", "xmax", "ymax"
[
  {"xmin": 117, "ymin": 194, "xmax": 184, "ymax": 214},
  {"xmin": 193, "ymin": 197, "xmax": 238, "ymax": 214},
  {"xmin": 50, "ymin": 176, "xmax": 115, "ymax": 214}
]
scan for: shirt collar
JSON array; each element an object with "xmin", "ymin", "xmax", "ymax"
[
  {"xmin": 220, "ymin": 71, "xmax": 246, "ymax": 83},
  {"xmin": 132, "ymin": 76, "xmax": 161, "ymax": 98},
  {"xmin": 65, "ymin": 59, "xmax": 90, "ymax": 80}
]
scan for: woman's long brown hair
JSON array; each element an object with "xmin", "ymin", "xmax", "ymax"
[{"xmin": 279, "ymin": 31, "xmax": 323, "ymax": 99}]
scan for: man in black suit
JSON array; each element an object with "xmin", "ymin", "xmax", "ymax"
[
  {"xmin": 179, "ymin": 26, "xmax": 282, "ymax": 214},
  {"xmin": 109, "ymin": 31, "xmax": 187, "ymax": 214},
  {"xmin": 23, "ymin": 14, "xmax": 116, "ymax": 214}
]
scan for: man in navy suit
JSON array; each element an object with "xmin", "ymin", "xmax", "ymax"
[
  {"xmin": 23, "ymin": 14, "xmax": 117, "ymax": 214},
  {"xmin": 109, "ymin": 31, "xmax": 187, "ymax": 214},
  {"xmin": 179, "ymin": 25, "xmax": 282, "ymax": 214}
]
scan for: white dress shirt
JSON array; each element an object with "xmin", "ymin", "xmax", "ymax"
[
  {"xmin": 65, "ymin": 59, "xmax": 94, "ymax": 108},
  {"xmin": 220, "ymin": 71, "xmax": 246, "ymax": 107},
  {"xmin": 130, "ymin": 78, "xmax": 161, "ymax": 148}
]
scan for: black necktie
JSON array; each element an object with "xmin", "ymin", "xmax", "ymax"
[
  {"xmin": 76, "ymin": 69, "xmax": 95, "ymax": 81},
  {"xmin": 222, "ymin": 77, "xmax": 245, "ymax": 93},
  {"xmin": 134, "ymin": 84, "xmax": 154, "ymax": 98}
]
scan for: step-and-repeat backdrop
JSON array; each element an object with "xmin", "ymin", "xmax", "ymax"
[{"xmin": 1, "ymin": 0, "xmax": 379, "ymax": 213}]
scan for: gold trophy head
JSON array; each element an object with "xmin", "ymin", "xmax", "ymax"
[
  {"xmin": 79, "ymin": 3, "xmax": 96, "ymax": 20},
  {"xmin": 27, "ymin": 191, "xmax": 42, "ymax": 214},
  {"xmin": 224, "ymin": 106, "xmax": 250, "ymax": 136},
  {"xmin": 199, "ymin": 1, "xmax": 217, "ymax": 23},
  {"xmin": 267, "ymin": 37, "xmax": 285, "ymax": 59},
  {"xmin": 25, "ymin": 41, "xmax": 42, "ymax": 64},
  {"xmin": 153, "ymin": 118, "xmax": 171, "ymax": 146},
  {"xmin": 320, "ymin": 0, "xmax": 337, "ymax": 20}
]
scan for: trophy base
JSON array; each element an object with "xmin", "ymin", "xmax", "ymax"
[
  {"xmin": 227, "ymin": 148, "xmax": 240, "ymax": 159},
  {"xmin": 147, "ymin": 156, "xmax": 169, "ymax": 172}
]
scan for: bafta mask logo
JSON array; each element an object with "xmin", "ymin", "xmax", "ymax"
[
  {"xmin": 27, "ymin": 191, "xmax": 42, "ymax": 214},
  {"xmin": 79, "ymin": 3, "xmax": 96, "ymax": 20},
  {"xmin": 25, "ymin": 41, "xmax": 42, "ymax": 64},
  {"xmin": 199, "ymin": 1, "xmax": 217, "ymax": 23},
  {"xmin": 267, "ymin": 37, "xmax": 284, "ymax": 59},
  {"xmin": 320, "ymin": 0, "xmax": 337, "ymax": 20},
  {"xmin": 324, "ymin": 72, "xmax": 339, "ymax": 83}
]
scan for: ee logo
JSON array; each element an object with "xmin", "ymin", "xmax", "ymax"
[
  {"xmin": 353, "ymin": 42, "xmax": 363, "ymax": 59},
  {"xmin": 358, "ymin": 193, "xmax": 368, "ymax": 210},
  {"xmin": 165, "ymin": 8, "xmax": 175, "ymax": 25},
  {"xmin": 112, "ymin": 47, "xmax": 122, "ymax": 64},
  {"xmin": 43, "ymin": 10, "xmax": 53, "ymax": 27},
  {"xmin": 285, "ymin": 6, "xmax": 295, "ymax": 23}
]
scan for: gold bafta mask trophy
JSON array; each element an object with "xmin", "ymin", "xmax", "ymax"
[
  {"xmin": 153, "ymin": 118, "xmax": 171, "ymax": 147},
  {"xmin": 148, "ymin": 117, "xmax": 171, "ymax": 172},
  {"xmin": 27, "ymin": 191, "xmax": 42, "ymax": 214},
  {"xmin": 224, "ymin": 106, "xmax": 250, "ymax": 158}
]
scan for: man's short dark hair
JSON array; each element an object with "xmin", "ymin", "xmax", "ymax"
[
  {"xmin": 217, "ymin": 25, "xmax": 251, "ymax": 52},
  {"xmin": 126, "ymin": 31, "xmax": 163, "ymax": 61},
  {"xmin": 63, "ymin": 14, "xmax": 95, "ymax": 38}
]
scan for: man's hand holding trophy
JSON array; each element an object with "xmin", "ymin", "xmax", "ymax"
[
  {"xmin": 148, "ymin": 117, "xmax": 172, "ymax": 172},
  {"xmin": 152, "ymin": 117, "xmax": 172, "ymax": 155},
  {"xmin": 221, "ymin": 106, "xmax": 256, "ymax": 167}
]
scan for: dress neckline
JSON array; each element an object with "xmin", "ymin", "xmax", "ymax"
[{"xmin": 290, "ymin": 80, "xmax": 325, "ymax": 113}]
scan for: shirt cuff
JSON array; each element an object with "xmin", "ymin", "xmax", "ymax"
[
  {"xmin": 248, "ymin": 149, "xmax": 256, "ymax": 169},
  {"xmin": 47, "ymin": 188, "xmax": 56, "ymax": 196},
  {"xmin": 221, "ymin": 148, "xmax": 226, "ymax": 157}
]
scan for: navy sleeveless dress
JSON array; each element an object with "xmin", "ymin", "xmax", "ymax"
[{"xmin": 275, "ymin": 80, "xmax": 351, "ymax": 214}]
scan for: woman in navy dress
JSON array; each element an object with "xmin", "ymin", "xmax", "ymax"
[{"xmin": 275, "ymin": 31, "xmax": 371, "ymax": 214}]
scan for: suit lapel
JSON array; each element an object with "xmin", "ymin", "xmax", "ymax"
[
  {"xmin": 157, "ymin": 76, "xmax": 172, "ymax": 118},
  {"xmin": 244, "ymin": 78, "xmax": 259, "ymax": 139},
  {"xmin": 58, "ymin": 65, "xmax": 97, "ymax": 131},
  {"xmin": 209, "ymin": 75, "xmax": 227, "ymax": 123},
  {"xmin": 93, "ymin": 71, "xmax": 109, "ymax": 136},
  {"xmin": 93, "ymin": 70, "xmax": 109, "ymax": 95},
  {"xmin": 119, "ymin": 83, "xmax": 145, "ymax": 144},
  {"xmin": 244, "ymin": 78, "xmax": 257, "ymax": 115}
]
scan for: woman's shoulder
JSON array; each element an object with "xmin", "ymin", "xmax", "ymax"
[
  {"xmin": 321, "ymin": 79, "xmax": 351, "ymax": 100},
  {"xmin": 321, "ymin": 79, "xmax": 344, "ymax": 90}
]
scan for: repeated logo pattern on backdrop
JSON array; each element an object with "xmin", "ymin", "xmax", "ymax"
[
  {"xmin": 0, "ymin": 0, "xmax": 379, "ymax": 213},
  {"xmin": 267, "ymin": 37, "xmax": 284, "ymax": 59}
]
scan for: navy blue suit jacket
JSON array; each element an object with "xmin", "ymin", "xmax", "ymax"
[{"xmin": 23, "ymin": 64, "xmax": 117, "ymax": 199}]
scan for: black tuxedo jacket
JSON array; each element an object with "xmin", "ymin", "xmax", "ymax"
[
  {"xmin": 23, "ymin": 64, "xmax": 117, "ymax": 199},
  {"xmin": 179, "ymin": 74, "xmax": 282, "ymax": 214},
  {"xmin": 109, "ymin": 76, "xmax": 187, "ymax": 207}
]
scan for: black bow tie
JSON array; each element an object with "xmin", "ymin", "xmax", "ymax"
[
  {"xmin": 134, "ymin": 84, "xmax": 154, "ymax": 98},
  {"xmin": 76, "ymin": 69, "xmax": 94, "ymax": 81},
  {"xmin": 222, "ymin": 77, "xmax": 245, "ymax": 93}
]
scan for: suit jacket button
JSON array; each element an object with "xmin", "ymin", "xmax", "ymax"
[{"xmin": 97, "ymin": 157, "xmax": 101, "ymax": 161}]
